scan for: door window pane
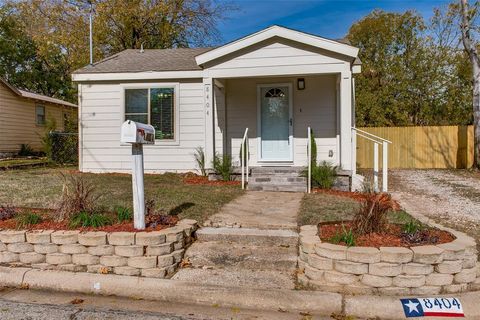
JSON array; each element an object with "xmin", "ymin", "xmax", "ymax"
[{"xmin": 150, "ymin": 88, "xmax": 174, "ymax": 140}]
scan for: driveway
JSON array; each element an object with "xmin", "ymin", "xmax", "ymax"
[{"xmin": 389, "ymin": 169, "xmax": 480, "ymax": 255}]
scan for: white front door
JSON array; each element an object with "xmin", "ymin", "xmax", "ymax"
[{"xmin": 258, "ymin": 84, "xmax": 293, "ymax": 161}]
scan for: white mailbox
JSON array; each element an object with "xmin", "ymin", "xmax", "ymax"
[
  {"xmin": 121, "ymin": 120, "xmax": 155, "ymax": 144},
  {"xmin": 120, "ymin": 120, "xmax": 155, "ymax": 230}
]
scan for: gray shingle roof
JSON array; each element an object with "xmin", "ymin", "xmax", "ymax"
[
  {"xmin": 0, "ymin": 77, "xmax": 76, "ymax": 107},
  {"xmin": 74, "ymin": 48, "xmax": 213, "ymax": 74}
]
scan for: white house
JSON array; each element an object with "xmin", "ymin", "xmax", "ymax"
[{"xmin": 73, "ymin": 26, "xmax": 366, "ymax": 190}]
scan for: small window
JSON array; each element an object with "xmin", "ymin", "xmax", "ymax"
[
  {"xmin": 36, "ymin": 105, "xmax": 45, "ymax": 125},
  {"xmin": 124, "ymin": 88, "xmax": 175, "ymax": 140}
]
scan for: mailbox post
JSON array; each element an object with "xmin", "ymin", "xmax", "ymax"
[{"xmin": 121, "ymin": 121, "xmax": 155, "ymax": 230}]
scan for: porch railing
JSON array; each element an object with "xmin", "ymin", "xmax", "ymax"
[
  {"xmin": 351, "ymin": 127, "xmax": 392, "ymax": 192},
  {"xmin": 241, "ymin": 127, "xmax": 249, "ymax": 190},
  {"xmin": 307, "ymin": 126, "xmax": 312, "ymax": 193}
]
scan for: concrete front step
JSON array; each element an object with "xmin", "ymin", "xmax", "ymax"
[
  {"xmin": 251, "ymin": 167, "xmax": 304, "ymax": 175},
  {"xmin": 248, "ymin": 184, "xmax": 307, "ymax": 192},
  {"xmin": 172, "ymin": 267, "xmax": 296, "ymax": 290},
  {"xmin": 196, "ymin": 227, "xmax": 298, "ymax": 247},
  {"xmin": 183, "ymin": 241, "xmax": 298, "ymax": 271},
  {"xmin": 251, "ymin": 176, "xmax": 306, "ymax": 183}
]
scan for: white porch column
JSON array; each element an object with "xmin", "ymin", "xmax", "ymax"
[
  {"xmin": 339, "ymin": 71, "xmax": 352, "ymax": 170},
  {"xmin": 203, "ymin": 77, "xmax": 215, "ymax": 167}
]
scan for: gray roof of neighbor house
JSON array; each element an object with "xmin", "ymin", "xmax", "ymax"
[
  {"xmin": 74, "ymin": 48, "xmax": 213, "ymax": 74},
  {"xmin": 0, "ymin": 77, "xmax": 77, "ymax": 108}
]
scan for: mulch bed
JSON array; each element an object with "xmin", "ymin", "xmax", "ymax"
[
  {"xmin": 0, "ymin": 207, "xmax": 178, "ymax": 232},
  {"xmin": 183, "ymin": 174, "xmax": 240, "ymax": 186},
  {"xmin": 312, "ymin": 188, "xmax": 401, "ymax": 211},
  {"xmin": 319, "ymin": 221, "xmax": 455, "ymax": 248}
]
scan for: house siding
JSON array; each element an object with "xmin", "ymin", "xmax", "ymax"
[
  {"xmin": 0, "ymin": 82, "xmax": 75, "ymax": 153},
  {"xmin": 204, "ymin": 38, "xmax": 351, "ymax": 79},
  {"xmin": 222, "ymin": 75, "xmax": 338, "ymax": 167},
  {"xmin": 78, "ymin": 80, "xmax": 205, "ymax": 173}
]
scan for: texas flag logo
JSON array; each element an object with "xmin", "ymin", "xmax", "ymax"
[{"xmin": 401, "ymin": 298, "xmax": 465, "ymax": 318}]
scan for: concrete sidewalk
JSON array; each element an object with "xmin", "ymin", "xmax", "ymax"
[{"xmin": 1, "ymin": 267, "xmax": 480, "ymax": 319}]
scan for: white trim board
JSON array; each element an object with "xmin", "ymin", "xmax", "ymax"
[{"xmin": 196, "ymin": 25, "xmax": 359, "ymax": 66}]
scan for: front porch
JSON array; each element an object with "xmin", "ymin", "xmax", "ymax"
[{"xmin": 209, "ymin": 74, "xmax": 354, "ymax": 191}]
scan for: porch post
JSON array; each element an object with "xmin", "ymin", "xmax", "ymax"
[
  {"xmin": 339, "ymin": 72, "xmax": 352, "ymax": 171},
  {"xmin": 203, "ymin": 77, "xmax": 215, "ymax": 168}
]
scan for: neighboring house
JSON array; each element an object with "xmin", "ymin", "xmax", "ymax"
[
  {"xmin": 0, "ymin": 77, "xmax": 77, "ymax": 155},
  {"xmin": 72, "ymin": 26, "xmax": 361, "ymax": 180}
]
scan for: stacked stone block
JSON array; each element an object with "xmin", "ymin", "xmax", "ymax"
[
  {"xmin": 0, "ymin": 219, "xmax": 197, "ymax": 279},
  {"xmin": 298, "ymin": 225, "xmax": 480, "ymax": 295}
]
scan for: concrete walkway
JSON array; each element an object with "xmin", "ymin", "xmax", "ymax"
[
  {"xmin": 173, "ymin": 191, "xmax": 302, "ymax": 290},
  {"xmin": 204, "ymin": 191, "xmax": 302, "ymax": 230}
]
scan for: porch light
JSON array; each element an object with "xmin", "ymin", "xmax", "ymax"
[{"xmin": 297, "ymin": 78, "xmax": 305, "ymax": 90}]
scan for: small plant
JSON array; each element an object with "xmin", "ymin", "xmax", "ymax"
[
  {"xmin": 145, "ymin": 199, "xmax": 156, "ymax": 215},
  {"xmin": 16, "ymin": 212, "xmax": 42, "ymax": 228},
  {"xmin": 212, "ymin": 153, "xmax": 233, "ymax": 181},
  {"xmin": 302, "ymin": 161, "xmax": 337, "ymax": 189},
  {"xmin": 403, "ymin": 220, "xmax": 422, "ymax": 234},
  {"xmin": 56, "ymin": 174, "xmax": 101, "ymax": 221},
  {"xmin": 352, "ymin": 192, "xmax": 395, "ymax": 235},
  {"xmin": 330, "ymin": 224, "xmax": 356, "ymax": 247},
  {"xmin": 18, "ymin": 144, "xmax": 35, "ymax": 157},
  {"xmin": 116, "ymin": 206, "xmax": 132, "ymax": 222},
  {"xmin": 69, "ymin": 211, "xmax": 112, "ymax": 228},
  {"xmin": 0, "ymin": 205, "xmax": 16, "ymax": 220},
  {"xmin": 309, "ymin": 129, "xmax": 317, "ymax": 168},
  {"xmin": 193, "ymin": 147, "xmax": 207, "ymax": 177}
]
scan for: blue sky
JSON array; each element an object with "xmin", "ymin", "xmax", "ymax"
[{"xmin": 218, "ymin": 0, "xmax": 451, "ymax": 42}]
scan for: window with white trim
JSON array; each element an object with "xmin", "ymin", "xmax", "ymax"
[
  {"xmin": 35, "ymin": 105, "xmax": 45, "ymax": 125},
  {"xmin": 125, "ymin": 88, "xmax": 175, "ymax": 140}
]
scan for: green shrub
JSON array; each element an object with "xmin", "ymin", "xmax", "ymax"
[
  {"xmin": 193, "ymin": 147, "xmax": 207, "ymax": 176},
  {"xmin": 18, "ymin": 144, "xmax": 35, "ymax": 157},
  {"xmin": 311, "ymin": 161, "xmax": 337, "ymax": 189},
  {"xmin": 309, "ymin": 129, "xmax": 317, "ymax": 168},
  {"xmin": 116, "ymin": 206, "xmax": 132, "ymax": 222},
  {"xmin": 16, "ymin": 212, "xmax": 42, "ymax": 228},
  {"xmin": 403, "ymin": 220, "xmax": 422, "ymax": 234},
  {"xmin": 330, "ymin": 224, "xmax": 355, "ymax": 247},
  {"xmin": 69, "ymin": 211, "xmax": 112, "ymax": 228},
  {"xmin": 212, "ymin": 153, "xmax": 233, "ymax": 181}
]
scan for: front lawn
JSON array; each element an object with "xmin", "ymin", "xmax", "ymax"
[
  {"xmin": 299, "ymin": 192, "xmax": 415, "ymax": 226},
  {"xmin": 0, "ymin": 167, "xmax": 243, "ymax": 224}
]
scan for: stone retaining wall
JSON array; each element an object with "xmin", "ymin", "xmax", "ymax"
[
  {"xmin": 0, "ymin": 219, "xmax": 197, "ymax": 278},
  {"xmin": 298, "ymin": 225, "xmax": 480, "ymax": 295}
]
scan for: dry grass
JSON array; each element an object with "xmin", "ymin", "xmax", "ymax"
[
  {"xmin": 0, "ymin": 167, "xmax": 244, "ymax": 224},
  {"xmin": 299, "ymin": 192, "xmax": 414, "ymax": 227},
  {"xmin": 352, "ymin": 193, "xmax": 396, "ymax": 235}
]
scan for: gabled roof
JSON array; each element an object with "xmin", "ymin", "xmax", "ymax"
[
  {"xmin": 0, "ymin": 77, "xmax": 76, "ymax": 108},
  {"xmin": 73, "ymin": 48, "xmax": 213, "ymax": 74},
  {"xmin": 195, "ymin": 25, "xmax": 359, "ymax": 66}
]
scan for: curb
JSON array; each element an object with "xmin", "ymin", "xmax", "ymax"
[
  {"xmin": 2, "ymin": 267, "xmax": 480, "ymax": 318},
  {"xmin": 5, "ymin": 267, "xmax": 341, "ymax": 315}
]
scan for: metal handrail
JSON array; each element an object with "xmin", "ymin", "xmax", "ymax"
[
  {"xmin": 241, "ymin": 128, "xmax": 249, "ymax": 190},
  {"xmin": 351, "ymin": 127, "xmax": 391, "ymax": 192},
  {"xmin": 352, "ymin": 127, "xmax": 392, "ymax": 144},
  {"xmin": 307, "ymin": 126, "xmax": 312, "ymax": 193}
]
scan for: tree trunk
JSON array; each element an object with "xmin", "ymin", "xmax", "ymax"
[{"xmin": 460, "ymin": 0, "xmax": 480, "ymax": 168}]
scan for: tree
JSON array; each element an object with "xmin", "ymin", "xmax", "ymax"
[
  {"xmin": 459, "ymin": 0, "xmax": 480, "ymax": 167},
  {"xmin": 347, "ymin": 9, "xmax": 472, "ymax": 127},
  {"xmin": 1, "ymin": 0, "xmax": 233, "ymax": 101},
  {"xmin": 0, "ymin": 5, "xmax": 74, "ymax": 100}
]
